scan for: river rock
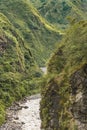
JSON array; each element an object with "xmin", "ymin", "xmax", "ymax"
[
  {"xmin": 23, "ymin": 106, "xmax": 29, "ymax": 109},
  {"xmin": 14, "ymin": 117, "xmax": 19, "ymax": 120},
  {"xmin": 0, "ymin": 94, "xmax": 41, "ymax": 130}
]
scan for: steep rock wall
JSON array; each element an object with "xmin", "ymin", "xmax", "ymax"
[{"xmin": 70, "ymin": 64, "xmax": 87, "ymax": 130}]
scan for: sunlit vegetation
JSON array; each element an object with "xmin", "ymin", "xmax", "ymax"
[
  {"xmin": 0, "ymin": 0, "xmax": 61, "ymax": 66},
  {"xmin": 40, "ymin": 20, "xmax": 87, "ymax": 129}
]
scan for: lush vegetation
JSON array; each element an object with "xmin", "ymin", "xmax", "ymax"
[
  {"xmin": 0, "ymin": 12, "xmax": 42, "ymax": 125},
  {"xmin": 0, "ymin": 0, "xmax": 87, "ymax": 128},
  {"xmin": 39, "ymin": 1, "xmax": 87, "ymax": 129},
  {"xmin": 40, "ymin": 20, "xmax": 87, "ymax": 129},
  {"xmin": 0, "ymin": 0, "xmax": 62, "ymax": 66},
  {"xmin": 0, "ymin": 0, "xmax": 62, "ymax": 125},
  {"xmin": 30, "ymin": 0, "xmax": 87, "ymax": 30}
]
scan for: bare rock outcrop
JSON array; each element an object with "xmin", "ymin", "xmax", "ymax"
[{"xmin": 70, "ymin": 64, "xmax": 87, "ymax": 130}]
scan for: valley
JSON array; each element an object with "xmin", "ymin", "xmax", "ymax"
[{"xmin": 0, "ymin": 0, "xmax": 87, "ymax": 130}]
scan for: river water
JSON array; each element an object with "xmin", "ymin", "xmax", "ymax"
[
  {"xmin": 18, "ymin": 95, "xmax": 41, "ymax": 130},
  {"xmin": 40, "ymin": 67, "xmax": 47, "ymax": 74},
  {"xmin": 0, "ymin": 95, "xmax": 41, "ymax": 130},
  {"xmin": 16, "ymin": 67, "xmax": 47, "ymax": 130}
]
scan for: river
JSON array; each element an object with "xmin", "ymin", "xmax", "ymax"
[
  {"xmin": 17, "ymin": 95, "xmax": 41, "ymax": 130},
  {"xmin": 40, "ymin": 67, "xmax": 47, "ymax": 74},
  {"xmin": 0, "ymin": 67, "xmax": 47, "ymax": 130}
]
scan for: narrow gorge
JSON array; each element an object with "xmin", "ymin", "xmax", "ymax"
[{"xmin": 0, "ymin": 0, "xmax": 87, "ymax": 130}]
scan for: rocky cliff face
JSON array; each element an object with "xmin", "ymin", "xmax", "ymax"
[
  {"xmin": 70, "ymin": 65, "xmax": 87, "ymax": 130},
  {"xmin": 40, "ymin": 21, "xmax": 87, "ymax": 130},
  {"xmin": 40, "ymin": 78, "xmax": 60, "ymax": 130}
]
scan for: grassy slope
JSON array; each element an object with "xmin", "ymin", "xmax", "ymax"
[
  {"xmin": 30, "ymin": 0, "xmax": 87, "ymax": 30},
  {"xmin": 0, "ymin": 0, "xmax": 62, "ymax": 125},
  {"xmin": 0, "ymin": 12, "xmax": 41, "ymax": 125},
  {"xmin": 0, "ymin": 0, "xmax": 61, "ymax": 125},
  {"xmin": 0, "ymin": 0, "xmax": 62, "ymax": 66},
  {"xmin": 40, "ymin": 20, "xmax": 87, "ymax": 129}
]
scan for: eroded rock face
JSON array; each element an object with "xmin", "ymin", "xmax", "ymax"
[
  {"xmin": 70, "ymin": 64, "xmax": 87, "ymax": 130},
  {"xmin": 40, "ymin": 79, "xmax": 60, "ymax": 130}
]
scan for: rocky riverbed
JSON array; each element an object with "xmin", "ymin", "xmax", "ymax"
[{"xmin": 0, "ymin": 94, "xmax": 41, "ymax": 130}]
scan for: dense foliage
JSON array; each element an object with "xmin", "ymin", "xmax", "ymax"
[
  {"xmin": 0, "ymin": 12, "xmax": 42, "ymax": 125},
  {"xmin": 0, "ymin": 0, "xmax": 61, "ymax": 66},
  {"xmin": 30, "ymin": 0, "xmax": 87, "ymax": 30},
  {"xmin": 0, "ymin": 0, "xmax": 87, "ymax": 128},
  {"xmin": 40, "ymin": 20, "xmax": 87, "ymax": 129},
  {"xmin": 0, "ymin": 0, "xmax": 62, "ymax": 125}
]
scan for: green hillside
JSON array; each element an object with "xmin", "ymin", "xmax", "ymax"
[
  {"xmin": 0, "ymin": 12, "xmax": 42, "ymax": 124},
  {"xmin": 0, "ymin": 0, "xmax": 61, "ymax": 66},
  {"xmin": 40, "ymin": 20, "xmax": 87, "ymax": 129},
  {"xmin": 30, "ymin": 0, "xmax": 87, "ymax": 29},
  {"xmin": 0, "ymin": 0, "xmax": 62, "ymax": 125}
]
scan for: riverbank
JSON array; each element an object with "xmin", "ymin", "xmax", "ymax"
[{"xmin": 0, "ymin": 94, "xmax": 41, "ymax": 130}]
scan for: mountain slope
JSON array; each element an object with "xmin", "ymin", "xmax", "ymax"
[
  {"xmin": 0, "ymin": 12, "xmax": 41, "ymax": 125},
  {"xmin": 0, "ymin": 0, "xmax": 61, "ymax": 66},
  {"xmin": 30, "ymin": 0, "xmax": 87, "ymax": 29},
  {"xmin": 40, "ymin": 20, "xmax": 87, "ymax": 130}
]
